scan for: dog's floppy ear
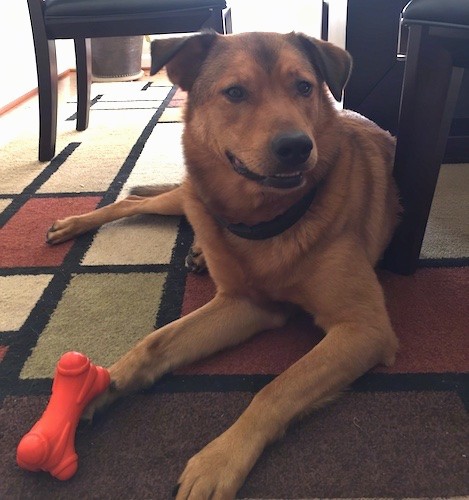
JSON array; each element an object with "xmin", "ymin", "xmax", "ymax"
[
  {"xmin": 150, "ymin": 32, "xmax": 219, "ymax": 91},
  {"xmin": 292, "ymin": 34, "xmax": 352, "ymax": 101}
]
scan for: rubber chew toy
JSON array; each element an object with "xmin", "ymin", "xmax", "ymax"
[{"xmin": 16, "ymin": 352, "xmax": 110, "ymax": 480}]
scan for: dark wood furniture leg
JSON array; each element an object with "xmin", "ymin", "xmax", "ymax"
[
  {"xmin": 383, "ymin": 25, "xmax": 464, "ymax": 274},
  {"xmin": 74, "ymin": 38, "xmax": 91, "ymax": 131},
  {"xmin": 28, "ymin": 0, "xmax": 58, "ymax": 161},
  {"xmin": 38, "ymin": 41, "xmax": 58, "ymax": 162}
]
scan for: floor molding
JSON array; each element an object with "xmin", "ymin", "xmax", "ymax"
[{"xmin": 0, "ymin": 69, "xmax": 72, "ymax": 117}]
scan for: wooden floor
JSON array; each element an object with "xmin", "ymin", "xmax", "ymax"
[
  {"xmin": 0, "ymin": 74, "xmax": 76, "ymax": 149},
  {"xmin": 0, "ymin": 69, "xmax": 168, "ymax": 150}
]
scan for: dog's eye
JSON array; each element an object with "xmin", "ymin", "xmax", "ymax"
[
  {"xmin": 223, "ymin": 86, "xmax": 247, "ymax": 102},
  {"xmin": 297, "ymin": 80, "xmax": 313, "ymax": 96}
]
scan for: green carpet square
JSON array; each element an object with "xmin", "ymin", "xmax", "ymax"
[{"xmin": 20, "ymin": 272, "xmax": 166, "ymax": 378}]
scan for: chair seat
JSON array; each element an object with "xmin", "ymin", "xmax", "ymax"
[
  {"xmin": 43, "ymin": 0, "xmax": 227, "ymax": 38},
  {"xmin": 403, "ymin": 0, "xmax": 469, "ymax": 29},
  {"xmin": 45, "ymin": 0, "xmax": 226, "ymax": 18}
]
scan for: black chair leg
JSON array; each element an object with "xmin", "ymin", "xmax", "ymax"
[
  {"xmin": 74, "ymin": 38, "xmax": 91, "ymax": 131},
  {"xmin": 35, "ymin": 39, "xmax": 58, "ymax": 162},
  {"xmin": 382, "ymin": 25, "xmax": 463, "ymax": 275},
  {"xmin": 28, "ymin": 0, "xmax": 58, "ymax": 162}
]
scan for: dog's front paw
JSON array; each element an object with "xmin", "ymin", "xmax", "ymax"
[
  {"xmin": 81, "ymin": 383, "xmax": 120, "ymax": 423},
  {"xmin": 175, "ymin": 435, "xmax": 246, "ymax": 500},
  {"xmin": 46, "ymin": 217, "xmax": 80, "ymax": 245}
]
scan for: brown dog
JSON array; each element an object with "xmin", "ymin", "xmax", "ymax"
[{"xmin": 47, "ymin": 32, "xmax": 401, "ymax": 499}]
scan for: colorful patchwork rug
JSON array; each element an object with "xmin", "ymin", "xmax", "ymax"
[{"xmin": 0, "ymin": 79, "xmax": 468, "ymax": 499}]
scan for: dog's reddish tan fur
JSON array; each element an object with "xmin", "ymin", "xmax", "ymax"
[{"xmin": 47, "ymin": 32, "xmax": 401, "ymax": 499}]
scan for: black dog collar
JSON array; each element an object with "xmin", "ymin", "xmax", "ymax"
[{"xmin": 214, "ymin": 182, "xmax": 321, "ymax": 240}]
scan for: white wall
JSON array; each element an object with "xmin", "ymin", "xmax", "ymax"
[
  {"xmin": 230, "ymin": 0, "xmax": 323, "ymax": 37},
  {"xmin": 0, "ymin": 1, "xmax": 75, "ymax": 110},
  {"xmin": 1, "ymin": 1, "xmax": 323, "ymax": 110},
  {"xmin": 142, "ymin": 0, "xmax": 323, "ymax": 68}
]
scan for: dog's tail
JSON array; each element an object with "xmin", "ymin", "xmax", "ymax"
[{"xmin": 128, "ymin": 184, "xmax": 180, "ymax": 197}]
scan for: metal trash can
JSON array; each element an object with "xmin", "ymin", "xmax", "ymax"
[{"xmin": 91, "ymin": 36, "xmax": 144, "ymax": 82}]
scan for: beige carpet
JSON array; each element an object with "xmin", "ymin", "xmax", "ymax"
[{"xmin": 421, "ymin": 163, "xmax": 469, "ymax": 259}]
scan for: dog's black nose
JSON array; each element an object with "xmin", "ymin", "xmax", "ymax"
[{"xmin": 271, "ymin": 131, "xmax": 313, "ymax": 167}]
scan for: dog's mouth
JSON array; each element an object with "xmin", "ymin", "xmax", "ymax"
[{"xmin": 226, "ymin": 152, "xmax": 305, "ymax": 190}]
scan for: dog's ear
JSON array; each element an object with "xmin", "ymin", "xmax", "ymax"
[
  {"xmin": 150, "ymin": 32, "xmax": 219, "ymax": 91},
  {"xmin": 292, "ymin": 34, "xmax": 352, "ymax": 101}
]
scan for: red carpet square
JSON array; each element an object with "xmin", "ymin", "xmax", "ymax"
[
  {"xmin": 177, "ymin": 274, "xmax": 323, "ymax": 375},
  {"xmin": 0, "ymin": 197, "xmax": 101, "ymax": 268},
  {"xmin": 378, "ymin": 268, "xmax": 469, "ymax": 373},
  {"xmin": 178, "ymin": 269, "xmax": 469, "ymax": 375}
]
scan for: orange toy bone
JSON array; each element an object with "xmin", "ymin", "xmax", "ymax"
[{"xmin": 16, "ymin": 352, "xmax": 110, "ymax": 480}]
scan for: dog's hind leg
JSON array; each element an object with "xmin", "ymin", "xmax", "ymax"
[
  {"xmin": 185, "ymin": 242, "xmax": 207, "ymax": 273},
  {"xmin": 47, "ymin": 185, "xmax": 184, "ymax": 244}
]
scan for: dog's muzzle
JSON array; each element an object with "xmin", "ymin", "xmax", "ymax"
[{"xmin": 227, "ymin": 132, "xmax": 313, "ymax": 190}]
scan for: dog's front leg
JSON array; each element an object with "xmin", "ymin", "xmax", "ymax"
[
  {"xmin": 175, "ymin": 317, "xmax": 397, "ymax": 500},
  {"xmin": 47, "ymin": 186, "xmax": 184, "ymax": 244},
  {"xmin": 83, "ymin": 294, "xmax": 289, "ymax": 419},
  {"xmin": 175, "ymin": 252, "xmax": 399, "ymax": 500}
]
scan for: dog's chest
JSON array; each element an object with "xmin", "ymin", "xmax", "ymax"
[{"xmin": 209, "ymin": 237, "xmax": 304, "ymax": 301}]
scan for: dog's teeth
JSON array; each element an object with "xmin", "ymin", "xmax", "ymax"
[{"xmin": 275, "ymin": 172, "xmax": 301, "ymax": 178}]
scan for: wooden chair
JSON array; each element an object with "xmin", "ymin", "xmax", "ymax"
[
  {"xmin": 382, "ymin": 0, "xmax": 469, "ymax": 274},
  {"xmin": 27, "ymin": 0, "xmax": 227, "ymax": 161}
]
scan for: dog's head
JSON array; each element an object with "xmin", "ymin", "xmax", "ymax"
[{"xmin": 151, "ymin": 32, "xmax": 351, "ymax": 197}]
